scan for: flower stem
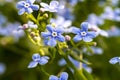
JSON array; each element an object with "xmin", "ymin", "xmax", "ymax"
[
  {"xmin": 79, "ymin": 51, "xmax": 83, "ymax": 70},
  {"xmin": 39, "ymin": 66, "xmax": 50, "ymax": 77}
]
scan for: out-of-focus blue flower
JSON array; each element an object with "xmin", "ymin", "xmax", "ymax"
[
  {"xmin": 0, "ymin": 22, "xmax": 25, "ymax": 42},
  {"xmin": 88, "ymin": 24, "xmax": 108, "ymax": 37},
  {"xmin": 100, "ymin": 6, "xmax": 114, "ymax": 20},
  {"xmin": 107, "ymin": 26, "xmax": 120, "ymax": 37},
  {"xmin": 58, "ymin": 56, "xmax": 92, "ymax": 73},
  {"xmin": 72, "ymin": 22, "xmax": 96, "ymax": 42},
  {"xmin": 28, "ymin": 53, "xmax": 49, "ymax": 68},
  {"xmin": 41, "ymin": 25, "xmax": 65, "ymax": 47},
  {"xmin": 114, "ymin": 8, "xmax": 120, "ymax": 21},
  {"xmin": 40, "ymin": 1, "xmax": 64, "ymax": 12},
  {"xmin": 109, "ymin": 57, "xmax": 120, "ymax": 64},
  {"xmin": 50, "ymin": 16, "xmax": 72, "ymax": 33},
  {"xmin": 49, "ymin": 72, "xmax": 68, "ymax": 80},
  {"xmin": 83, "ymin": 46, "xmax": 103, "ymax": 55},
  {"xmin": 111, "ymin": 0, "xmax": 119, "ymax": 6},
  {"xmin": 57, "ymin": 7, "xmax": 74, "ymax": 20},
  {"xmin": 87, "ymin": 13, "xmax": 104, "ymax": 25},
  {"xmin": 16, "ymin": 0, "xmax": 39, "ymax": 15},
  {"xmin": 0, "ymin": 63, "xmax": 6, "ymax": 75},
  {"xmin": 0, "ymin": 13, "xmax": 7, "ymax": 26}
]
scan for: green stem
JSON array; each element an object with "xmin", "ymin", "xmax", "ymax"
[
  {"xmin": 68, "ymin": 49, "xmax": 91, "ymax": 65},
  {"xmin": 39, "ymin": 66, "xmax": 50, "ymax": 77},
  {"xmin": 79, "ymin": 51, "xmax": 83, "ymax": 70},
  {"xmin": 59, "ymin": 49, "xmax": 87, "ymax": 80}
]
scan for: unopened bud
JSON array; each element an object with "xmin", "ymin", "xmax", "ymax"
[
  {"xmin": 93, "ymin": 42, "xmax": 97, "ymax": 46},
  {"xmin": 51, "ymin": 23, "xmax": 56, "ymax": 27},
  {"xmin": 43, "ymin": 13, "xmax": 48, "ymax": 18},
  {"xmin": 40, "ymin": 8, "xmax": 45, "ymax": 13},
  {"xmin": 65, "ymin": 35, "xmax": 71, "ymax": 41},
  {"xmin": 30, "ymin": 32, "xmax": 36, "ymax": 37},
  {"xmin": 33, "ymin": 36, "xmax": 41, "ymax": 42},
  {"xmin": 23, "ymin": 24, "xmax": 28, "ymax": 29}
]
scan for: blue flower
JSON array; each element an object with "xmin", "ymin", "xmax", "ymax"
[
  {"xmin": 41, "ymin": 25, "xmax": 65, "ymax": 47},
  {"xmin": 40, "ymin": 1, "xmax": 64, "ymax": 12},
  {"xmin": 28, "ymin": 53, "xmax": 49, "ymax": 68},
  {"xmin": 72, "ymin": 22, "xmax": 96, "ymax": 42},
  {"xmin": 16, "ymin": 0, "xmax": 39, "ymax": 15},
  {"xmin": 49, "ymin": 72, "xmax": 68, "ymax": 80},
  {"xmin": 109, "ymin": 57, "xmax": 120, "ymax": 64}
]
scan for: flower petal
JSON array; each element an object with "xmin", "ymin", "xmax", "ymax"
[
  {"xmin": 28, "ymin": 61, "xmax": 38, "ymax": 68},
  {"xmin": 59, "ymin": 72, "xmax": 68, "ymax": 80},
  {"xmin": 26, "ymin": 8, "xmax": 33, "ymax": 13},
  {"xmin": 31, "ymin": 5, "xmax": 39, "ymax": 10},
  {"xmin": 41, "ymin": 32, "xmax": 51, "ymax": 38},
  {"xmin": 87, "ymin": 31, "xmax": 96, "ymax": 38},
  {"xmin": 73, "ymin": 34, "xmax": 82, "ymax": 42},
  {"xmin": 18, "ymin": 8, "xmax": 25, "ymax": 15},
  {"xmin": 83, "ymin": 36, "xmax": 92, "ymax": 42},
  {"xmin": 39, "ymin": 56, "xmax": 49, "ymax": 65},
  {"xmin": 49, "ymin": 75, "xmax": 58, "ymax": 80},
  {"xmin": 47, "ymin": 38, "xmax": 57, "ymax": 46},
  {"xmin": 32, "ymin": 53, "xmax": 41, "ymax": 61},
  {"xmin": 40, "ymin": 2, "xmax": 49, "ymax": 8},
  {"xmin": 27, "ymin": 0, "xmax": 35, "ymax": 4},
  {"xmin": 56, "ymin": 34, "xmax": 65, "ymax": 42},
  {"xmin": 109, "ymin": 57, "xmax": 120, "ymax": 64},
  {"xmin": 44, "ymin": 39, "xmax": 49, "ymax": 46},
  {"xmin": 50, "ymin": 1, "xmax": 59, "ymax": 7},
  {"xmin": 46, "ymin": 25, "xmax": 54, "ymax": 33},
  {"xmin": 81, "ymin": 22, "xmax": 89, "ymax": 32},
  {"xmin": 71, "ymin": 27, "xmax": 80, "ymax": 34},
  {"xmin": 16, "ymin": 1, "xmax": 25, "ymax": 9}
]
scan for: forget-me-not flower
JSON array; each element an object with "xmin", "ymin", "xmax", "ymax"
[
  {"xmin": 72, "ymin": 22, "xmax": 96, "ymax": 42},
  {"xmin": 109, "ymin": 57, "xmax": 120, "ymax": 64},
  {"xmin": 49, "ymin": 72, "xmax": 68, "ymax": 80},
  {"xmin": 16, "ymin": 0, "xmax": 39, "ymax": 15},
  {"xmin": 28, "ymin": 53, "xmax": 49, "ymax": 68},
  {"xmin": 41, "ymin": 25, "xmax": 65, "ymax": 47},
  {"xmin": 40, "ymin": 1, "xmax": 64, "ymax": 12}
]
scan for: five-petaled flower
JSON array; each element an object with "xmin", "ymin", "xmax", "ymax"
[
  {"xmin": 28, "ymin": 53, "xmax": 49, "ymax": 68},
  {"xmin": 72, "ymin": 22, "xmax": 96, "ymax": 42},
  {"xmin": 41, "ymin": 25, "xmax": 65, "ymax": 47},
  {"xmin": 40, "ymin": 1, "xmax": 64, "ymax": 12},
  {"xmin": 49, "ymin": 72, "xmax": 68, "ymax": 80},
  {"xmin": 109, "ymin": 57, "xmax": 120, "ymax": 64},
  {"xmin": 16, "ymin": 0, "xmax": 39, "ymax": 15}
]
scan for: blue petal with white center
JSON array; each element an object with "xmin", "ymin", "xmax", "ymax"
[
  {"xmin": 41, "ymin": 25, "xmax": 65, "ymax": 47},
  {"xmin": 16, "ymin": 0, "xmax": 39, "ymax": 15},
  {"xmin": 72, "ymin": 22, "xmax": 96, "ymax": 42}
]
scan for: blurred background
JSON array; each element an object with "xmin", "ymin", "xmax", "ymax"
[{"xmin": 0, "ymin": 0, "xmax": 120, "ymax": 80}]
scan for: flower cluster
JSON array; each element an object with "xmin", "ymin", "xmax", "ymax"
[{"xmin": 14, "ymin": 0, "xmax": 119, "ymax": 80}]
